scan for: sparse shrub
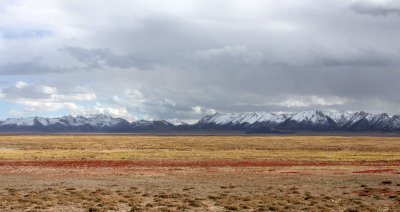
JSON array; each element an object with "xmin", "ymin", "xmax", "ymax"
[
  {"xmin": 186, "ymin": 199, "xmax": 203, "ymax": 207},
  {"xmin": 268, "ymin": 205, "xmax": 279, "ymax": 211},
  {"xmin": 207, "ymin": 195, "xmax": 218, "ymax": 200},
  {"xmin": 87, "ymin": 207, "xmax": 99, "ymax": 212},
  {"xmin": 225, "ymin": 205, "xmax": 238, "ymax": 210},
  {"xmin": 345, "ymin": 209, "xmax": 358, "ymax": 212}
]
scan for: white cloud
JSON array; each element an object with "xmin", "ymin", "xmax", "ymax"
[
  {"xmin": 273, "ymin": 95, "xmax": 351, "ymax": 107},
  {"xmin": 206, "ymin": 108, "xmax": 217, "ymax": 115},
  {"xmin": 15, "ymin": 81, "xmax": 29, "ymax": 89},
  {"xmin": 1, "ymin": 82, "xmax": 97, "ymax": 115},
  {"xmin": 52, "ymin": 93, "xmax": 96, "ymax": 102},
  {"xmin": 192, "ymin": 106, "xmax": 202, "ymax": 114},
  {"xmin": 13, "ymin": 99, "xmax": 84, "ymax": 112},
  {"xmin": 75, "ymin": 103, "xmax": 138, "ymax": 121},
  {"xmin": 191, "ymin": 106, "xmax": 216, "ymax": 115},
  {"xmin": 36, "ymin": 85, "xmax": 57, "ymax": 94}
]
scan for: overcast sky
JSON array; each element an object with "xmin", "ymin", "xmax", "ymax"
[{"xmin": 0, "ymin": 0, "xmax": 400, "ymax": 121}]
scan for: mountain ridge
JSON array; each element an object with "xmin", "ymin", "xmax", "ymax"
[
  {"xmin": 1, "ymin": 110, "xmax": 400, "ymax": 133},
  {"xmin": 196, "ymin": 110, "xmax": 400, "ymax": 132}
]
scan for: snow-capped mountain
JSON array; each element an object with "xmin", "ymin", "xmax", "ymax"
[
  {"xmin": 280, "ymin": 111, "xmax": 337, "ymax": 130},
  {"xmin": 197, "ymin": 112, "xmax": 287, "ymax": 127},
  {"xmin": 1, "ymin": 117, "xmax": 36, "ymax": 126},
  {"xmin": 0, "ymin": 115, "xmax": 131, "ymax": 132},
  {"xmin": 166, "ymin": 119, "xmax": 189, "ymax": 126},
  {"xmin": 385, "ymin": 115, "xmax": 400, "ymax": 130},
  {"xmin": 1, "ymin": 111, "xmax": 400, "ymax": 133},
  {"xmin": 0, "ymin": 115, "xmax": 177, "ymax": 132},
  {"xmin": 196, "ymin": 110, "xmax": 400, "ymax": 131}
]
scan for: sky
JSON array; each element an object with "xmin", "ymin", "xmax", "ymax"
[{"xmin": 0, "ymin": 0, "xmax": 400, "ymax": 122}]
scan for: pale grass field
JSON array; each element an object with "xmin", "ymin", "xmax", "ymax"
[{"xmin": 0, "ymin": 136, "xmax": 400, "ymax": 161}]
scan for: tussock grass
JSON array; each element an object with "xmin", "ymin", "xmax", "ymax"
[{"xmin": 0, "ymin": 136, "xmax": 400, "ymax": 161}]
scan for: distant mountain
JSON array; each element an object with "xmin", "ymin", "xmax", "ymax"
[
  {"xmin": 1, "ymin": 111, "xmax": 400, "ymax": 133},
  {"xmin": 195, "ymin": 111, "xmax": 400, "ymax": 132},
  {"xmin": 196, "ymin": 112, "xmax": 287, "ymax": 130},
  {"xmin": 0, "ymin": 115, "xmax": 177, "ymax": 132}
]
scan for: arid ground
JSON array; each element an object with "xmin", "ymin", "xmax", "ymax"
[{"xmin": 0, "ymin": 136, "xmax": 400, "ymax": 211}]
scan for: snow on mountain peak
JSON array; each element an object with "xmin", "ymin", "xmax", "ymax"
[
  {"xmin": 1, "ymin": 117, "xmax": 36, "ymax": 126},
  {"xmin": 200, "ymin": 111, "xmax": 286, "ymax": 125},
  {"xmin": 198, "ymin": 110, "xmax": 400, "ymax": 131},
  {"xmin": 0, "ymin": 114, "xmax": 125, "ymax": 128},
  {"xmin": 167, "ymin": 119, "xmax": 188, "ymax": 126},
  {"xmin": 1, "ymin": 111, "xmax": 400, "ymax": 132}
]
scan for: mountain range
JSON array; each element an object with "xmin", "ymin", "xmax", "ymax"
[{"xmin": 1, "ymin": 111, "xmax": 400, "ymax": 133}]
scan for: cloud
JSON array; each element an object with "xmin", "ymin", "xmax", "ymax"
[
  {"xmin": 15, "ymin": 81, "xmax": 28, "ymax": 89},
  {"xmin": 1, "ymin": 29, "xmax": 53, "ymax": 40},
  {"xmin": 1, "ymin": 1, "xmax": 400, "ymax": 120},
  {"xmin": 0, "ymin": 61, "xmax": 69, "ymax": 75},
  {"xmin": 189, "ymin": 45, "xmax": 265, "ymax": 66},
  {"xmin": 61, "ymin": 46, "xmax": 154, "ymax": 69},
  {"xmin": 192, "ymin": 106, "xmax": 202, "ymax": 114},
  {"xmin": 76, "ymin": 103, "xmax": 138, "ymax": 121},
  {"xmin": 0, "ymin": 82, "xmax": 96, "ymax": 114},
  {"xmin": 350, "ymin": 0, "xmax": 400, "ymax": 16},
  {"xmin": 272, "ymin": 95, "xmax": 351, "ymax": 107}
]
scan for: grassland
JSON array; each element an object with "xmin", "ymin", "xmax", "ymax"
[
  {"xmin": 0, "ymin": 135, "xmax": 400, "ymax": 211},
  {"xmin": 0, "ymin": 136, "xmax": 400, "ymax": 161}
]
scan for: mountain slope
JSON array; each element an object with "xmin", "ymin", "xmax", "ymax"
[
  {"xmin": 1, "ymin": 111, "xmax": 400, "ymax": 133},
  {"xmin": 278, "ymin": 111, "xmax": 337, "ymax": 130},
  {"xmin": 196, "ymin": 111, "xmax": 400, "ymax": 132},
  {"xmin": 197, "ymin": 112, "xmax": 286, "ymax": 129}
]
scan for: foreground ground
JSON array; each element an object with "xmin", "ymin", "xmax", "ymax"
[{"xmin": 0, "ymin": 136, "xmax": 400, "ymax": 211}]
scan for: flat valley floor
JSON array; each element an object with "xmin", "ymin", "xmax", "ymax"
[{"xmin": 0, "ymin": 136, "xmax": 400, "ymax": 211}]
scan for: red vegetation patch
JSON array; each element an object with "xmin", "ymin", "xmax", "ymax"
[
  {"xmin": 352, "ymin": 169, "xmax": 394, "ymax": 173},
  {"xmin": 378, "ymin": 190, "xmax": 397, "ymax": 194},
  {"xmin": 125, "ymin": 168, "xmax": 158, "ymax": 171},
  {"xmin": 352, "ymin": 189, "xmax": 398, "ymax": 195},
  {"xmin": 334, "ymin": 186, "xmax": 349, "ymax": 189},
  {"xmin": 333, "ymin": 172, "xmax": 345, "ymax": 175},
  {"xmin": 168, "ymin": 168, "xmax": 183, "ymax": 171},
  {"xmin": 280, "ymin": 171, "xmax": 300, "ymax": 174}
]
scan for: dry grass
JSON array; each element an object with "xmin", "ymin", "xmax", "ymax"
[
  {"xmin": 1, "ymin": 170, "xmax": 400, "ymax": 211},
  {"xmin": 1, "ymin": 136, "xmax": 400, "ymax": 211},
  {"xmin": 0, "ymin": 136, "xmax": 400, "ymax": 161},
  {"xmin": 1, "ymin": 148, "xmax": 400, "ymax": 161}
]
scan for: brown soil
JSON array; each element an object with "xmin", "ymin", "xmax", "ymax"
[{"xmin": 1, "ymin": 163, "xmax": 400, "ymax": 211}]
